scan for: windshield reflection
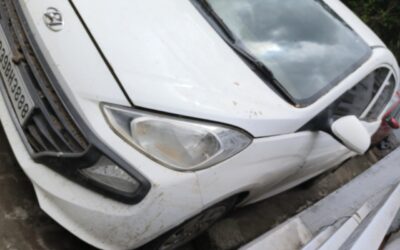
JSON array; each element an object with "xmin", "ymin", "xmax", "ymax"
[{"xmin": 206, "ymin": 0, "xmax": 371, "ymax": 104}]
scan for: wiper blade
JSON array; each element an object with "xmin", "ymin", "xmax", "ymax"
[
  {"xmin": 197, "ymin": 0, "xmax": 236, "ymax": 42},
  {"xmin": 195, "ymin": 0, "xmax": 277, "ymax": 83},
  {"xmin": 194, "ymin": 0, "xmax": 293, "ymax": 104},
  {"xmin": 235, "ymin": 45, "xmax": 277, "ymax": 83}
]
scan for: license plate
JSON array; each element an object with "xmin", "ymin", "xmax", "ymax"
[{"xmin": 0, "ymin": 25, "xmax": 35, "ymax": 125}]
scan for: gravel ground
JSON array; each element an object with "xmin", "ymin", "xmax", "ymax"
[{"xmin": 0, "ymin": 123, "xmax": 397, "ymax": 250}]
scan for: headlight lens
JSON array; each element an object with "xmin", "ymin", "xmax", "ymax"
[{"xmin": 102, "ymin": 104, "xmax": 252, "ymax": 171}]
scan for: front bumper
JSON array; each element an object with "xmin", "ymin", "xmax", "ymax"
[
  {"xmin": 0, "ymin": 0, "xmax": 204, "ymax": 249},
  {"xmin": 0, "ymin": 96, "xmax": 203, "ymax": 249},
  {"xmin": 0, "ymin": 0, "xmax": 150, "ymax": 205}
]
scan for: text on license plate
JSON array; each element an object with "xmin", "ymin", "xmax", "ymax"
[{"xmin": 0, "ymin": 25, "xmax": 35, "ymax": 125}]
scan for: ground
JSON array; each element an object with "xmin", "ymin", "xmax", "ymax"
[{"xmin": 0, "ymin": 124, "xmax": 398, "ymax": 250}]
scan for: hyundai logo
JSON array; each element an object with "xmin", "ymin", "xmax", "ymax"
[{"xmin": 43, "ymin": 7, "xmax": 64, "ymax": 32}]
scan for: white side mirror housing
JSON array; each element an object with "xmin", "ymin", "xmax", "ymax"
[{"xmin": 331, "ymin": 116, "xmax": 371, "ymax": 154}]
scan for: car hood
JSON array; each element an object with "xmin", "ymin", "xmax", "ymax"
[{"xmin": 70, "ymin": 0, "xmax": 382, "ymax": 137}]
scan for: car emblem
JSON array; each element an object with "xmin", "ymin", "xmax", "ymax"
[{"xmin": 43, "ymin": 7, "xmax": 64, "ymax": 32}]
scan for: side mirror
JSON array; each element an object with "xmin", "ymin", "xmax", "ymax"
[{"xmin": 331, "ymin": 116, "xmax": 371, "ymax": 154}]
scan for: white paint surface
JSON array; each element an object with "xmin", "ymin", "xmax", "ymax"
[{"xmin": 0, "ymin": 0, "xmax": 396, "ymax": 249}]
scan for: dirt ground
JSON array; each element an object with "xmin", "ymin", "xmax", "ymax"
[{"xmin": 0, "ymin": 124, "xmax": 398, "ymax": 250}]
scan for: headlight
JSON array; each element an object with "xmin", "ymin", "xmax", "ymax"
[{"xmin": 102, "ymin": 104, "xmax": 252, "ymax": 171}]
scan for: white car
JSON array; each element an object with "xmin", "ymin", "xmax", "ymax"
[{"xmin": 0, "ymin": 0, "xmax": 398, "ymax": 249}]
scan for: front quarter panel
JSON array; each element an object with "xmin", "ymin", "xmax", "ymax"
[{"xmin": 196, "ymin": 132, "xmax": 317, "ymax": 206}]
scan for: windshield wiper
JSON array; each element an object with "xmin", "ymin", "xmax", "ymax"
[
  {"xmin": 195, "ymin": 0, "xmax": 281, "ymax": 89},
  {"xmin": 196, "ymin": 0, "xmax": 236, "ymax": 42}
]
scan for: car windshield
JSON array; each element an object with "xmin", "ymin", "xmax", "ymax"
[{"xmin": 202, "ymin": 0, "xmax": 371, "ymax": 105}]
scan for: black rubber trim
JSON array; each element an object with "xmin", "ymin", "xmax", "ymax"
[{"xmin": 7, "ymin": 1, "xmax": 151, "ymax": 204}]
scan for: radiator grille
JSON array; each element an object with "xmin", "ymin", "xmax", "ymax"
[{"xmin": 1, "ymin": 0, "xmax": 90, "ymax": 156}]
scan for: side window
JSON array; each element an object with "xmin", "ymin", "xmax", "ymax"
[
  {"xmin": 364, "ymin": 75, "xmax": 396, "ymax": 121},
  {"xmin": 332, "ymin": 68, "xmax": 390, "ymax": 119}
]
